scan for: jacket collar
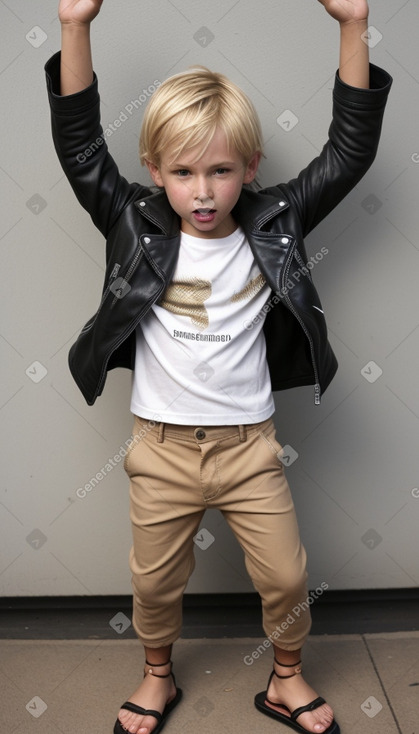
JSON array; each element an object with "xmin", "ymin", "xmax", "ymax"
[
  {"xmin": 134, "ymin": 187, "xmax": 289, "ymax": 237},
  {"xmin": 134, "ymin": 189, "xmax": 180, "ymax": 236},
  {"xmin": 232, "ymin": 187, "xmax": 289, "ymax": 232}
]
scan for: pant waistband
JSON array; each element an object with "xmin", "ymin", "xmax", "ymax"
[
  {"xmin": 156, "ymin": 421, "xmax": 247, "ymax": 444},
  {"xmin": 135, "ymin": 416, "xmax": 274, "ymax": 444}
]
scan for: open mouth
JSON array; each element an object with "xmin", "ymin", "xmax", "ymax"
[{"xmin": 192, "ymin": 208, "xmax": 217, "ymax": 223}]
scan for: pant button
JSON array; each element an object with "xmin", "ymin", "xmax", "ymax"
[{"xmin": 194, "ymin": 428, "xmax": 206, "ymax": 440}]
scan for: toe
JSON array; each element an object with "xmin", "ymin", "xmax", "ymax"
[
  {"xmin": 298, "ymin": 703, "xmax": 335, "ymax": 734},
  {"xmin": 120, "ymin": 713, "xmax": 159, "ymax": 734},
  {"xmin": 314, "ymin": 708, "xmax": 335, "ymax": 732},
  {"xmin": 117, "ymin": 711, "xmax": 140, "ymax": 734},
  {"xmin": 125, "ymin": 719, "xmax": 139, "ymax": 734}
]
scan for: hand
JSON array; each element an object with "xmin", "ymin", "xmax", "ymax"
[
  {"xmin": 59, "ymin": 0, "xmax": 103, "ymax": 26},
  {"xmin": 317, "ymin": 0, "xmax": 368, "ymax": 24}
]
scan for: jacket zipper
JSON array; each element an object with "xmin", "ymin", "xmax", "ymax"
[
  {"xmin": 109, "ymin": 262, "xmax": 120, "ymax": 280},
  {"xmin": 110, "ymin": 248, "xmax": 143, "ymax": 309},
  {"xmin": 293, "ymin": 250, "xmax": 321, "ymax": 403},
  {"xmin": 281, "ymin": 245, "xmax": 321, "ymax": 405},
  {"xmin": 283, "ymin": 293, "xmax": 321, "ymax": 405},
  {"xmin": 82, "ymin": 244, "xmax": 142, "ymax": 331}
]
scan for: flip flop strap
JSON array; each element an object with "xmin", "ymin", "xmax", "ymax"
[
  {"xmin": 291, "ymin": 696, "xmax": 326, "ymax": 722},
  {"xmin": 119, "ymin": 701, "xmax": 162, "ymax": 723}
]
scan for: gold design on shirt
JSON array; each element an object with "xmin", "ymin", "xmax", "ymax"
[
  {"xmin": 230, "ymin": 273, "xmax": 266, "ymax": 303},
  {"xmin": 159, "ymin": 278, "xmax": 212, "ymax": 329}
]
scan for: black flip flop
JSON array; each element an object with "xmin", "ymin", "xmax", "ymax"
[
  {"xmin": 114, "ymin": 687, "xmax": 182, "ymax": 734},
  {"xmin": 254, "ymin": 690, "xmax": 340, "ymax": 734}
]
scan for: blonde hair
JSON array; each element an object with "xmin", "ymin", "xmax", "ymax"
[{"xmin": 139, "ymin": 66, "xmax": 264, "ymax": 168}]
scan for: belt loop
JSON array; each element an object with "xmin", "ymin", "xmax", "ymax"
[
  {"xmin": 157, "ymin": 422, "xmax": 165, "ymax": 443},
  {"xmin": 238, "ymin": 424, "xmax": 247, "ymax": 442}
]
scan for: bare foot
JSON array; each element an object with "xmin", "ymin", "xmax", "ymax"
[
  {"xmin": 266, "ymin": 661, "xmax": 335, "ymax": 733},
  {"xmin": 117, "ymin": 662, "xmax": 177, "ymax": 734}
]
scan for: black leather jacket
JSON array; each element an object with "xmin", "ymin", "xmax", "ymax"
[{"xmin": 45, "ymin": 52, "xmax": 392, "ymax": 406}]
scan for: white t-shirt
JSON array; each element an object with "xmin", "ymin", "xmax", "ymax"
[{"xmin": 130, "ymin": 226, "xmax": 275, "ymax": 424}]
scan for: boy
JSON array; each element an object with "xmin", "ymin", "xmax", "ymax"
[{"xmin": 45, "ymin": 1, "xmax": 392, "ymax": 733}]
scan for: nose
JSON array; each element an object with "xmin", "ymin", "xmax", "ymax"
[
  {"xmin": 193, "ymin": 176, "xmax": 214, "ymax": 205},
  {"xmin": 196, "ymin": 192, "xmax": 211, "ymax": 202}
]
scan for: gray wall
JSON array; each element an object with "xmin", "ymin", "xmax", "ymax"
[{"xmin": 1, "ymin": 0, "xmax": 418, "ymax": 597}]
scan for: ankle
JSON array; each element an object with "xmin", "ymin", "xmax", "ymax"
[
  {"xmin": 273, "ymin": 657, "xmax": 302, "ymax": 679},
  {"xmin": 144, "ymin": 659, "xmax": 173, "ymax": 678}
]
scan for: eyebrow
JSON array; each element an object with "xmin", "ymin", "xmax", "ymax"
[{"xmin": 170, "ymin": 161, "xmax": 237, "ymax": 168}]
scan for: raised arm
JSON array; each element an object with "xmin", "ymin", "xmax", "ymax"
[
  {"xmin": 46, "ymin": 0, "xmax": 147, "ymax": 237},
  {"xmin": 266, "ymin": 0, "xmax": 391, "ymax": 238},
  {"xmin": 59, "ymin": 0, "xmax": 103, "ymax": 95},
  {"xmin": 318, "ymin": 0, "xmax": 369, "ymax": 88}
]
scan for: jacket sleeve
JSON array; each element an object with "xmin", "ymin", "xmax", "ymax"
[
  {"xmin": 276, "ymin": 64, "xmax": 392, "ymax": 237},
  {"xmin": 45, "ymin": 51, "xmax": 149, "ymax": 238}
]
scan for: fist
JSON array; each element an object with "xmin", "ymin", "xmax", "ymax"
[
  {"xmin": 59, "ymin": 0, "xmax": 103, "ymax": 26},
  {"xmin": 318, "ymin": 0, "xmax": 369, "ymax": 24}
]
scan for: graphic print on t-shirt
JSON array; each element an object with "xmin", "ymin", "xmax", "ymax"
[
  {"xmin": 159, "ymin": 273, "xmax": 267, "ymax": 331},
  {"xmin": 159, "ymin": 277, "xmax": 212, "ymax": 329},
  {"xmin": 231, "ymin": 273, "xmax": 266, "ymax": 303}
]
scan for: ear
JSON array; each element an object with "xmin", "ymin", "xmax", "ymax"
[
  {"xmin": 145, "ymin": 159, "xmax": 164, "ymax": 187},
  {"xmin": 243, "ymin": 151, "xmax": 262, "ymax": 184}
]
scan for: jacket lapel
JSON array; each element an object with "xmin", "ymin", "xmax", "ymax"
[
  {"xmin": 233, "ymin": 189, "xmax": 294, "ymax": 291},
  {"xmin": 134, "ymin": 189, "xmax": 180, "ymax": 236}
]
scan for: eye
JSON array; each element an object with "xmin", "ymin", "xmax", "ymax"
[
  {"xmin": 214, "ymin": 167, "xmax": 230, "ymax": 175},
  {"xmin": 174, "ymin": 169, "xmax": 190, "ymax": 177}
]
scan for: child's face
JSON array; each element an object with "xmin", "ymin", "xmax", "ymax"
[{"xmin": 146, "ymin": 127, "xmax": 260, "ymax": 239}]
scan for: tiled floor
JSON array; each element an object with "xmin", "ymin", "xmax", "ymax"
[{"xmin": 1, "ymin": 632, "xmax": 418, "ymax": 733}]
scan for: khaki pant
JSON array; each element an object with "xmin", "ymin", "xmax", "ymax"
[{"xmin": 124, "ymin": 416, "xmax": 311, "ymax": 650}]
